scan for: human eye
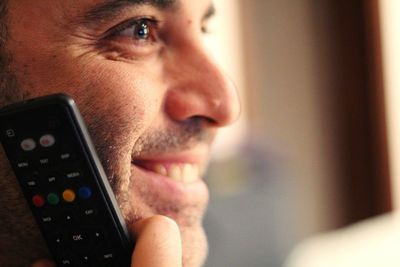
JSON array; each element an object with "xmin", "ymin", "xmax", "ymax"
[
  {"xmin": 113, "ymin": 17, "xmax": 158, "ymax": 42},
  {"xmin": 102, "ymin": 17, "xmax": 161, "ymax": 58}
]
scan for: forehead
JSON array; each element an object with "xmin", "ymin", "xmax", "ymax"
[
  {"xmin": 60, "ymin": 0, "xmax": 180, "ymax": 17},
  {"xmin": 8, "ymin": 0, "xmax": 211, "ymax": 16},
  {"xmin": 8, "ymin": 0, "xmax": 212, "ymax": 30}
]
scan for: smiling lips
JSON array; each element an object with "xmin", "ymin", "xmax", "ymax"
[
  {"xmin": 153, "ymin": 163, "xmax": 200, "ymax": 183},
  {"xmin": 132, "ymin": 160, "xmax": 203, "ymax": 184},
  {"xmin": 129, "ymin": 148, "xmax": 210, "ymax": 210}
]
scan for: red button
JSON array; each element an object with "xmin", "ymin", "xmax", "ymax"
[
  {"xmin": 39, "ymin": 134, "xmax": 55, "ymax": 147},
  {"xmin": 32, "ymin": 194, "xmax": 45, "ymax": 207}
]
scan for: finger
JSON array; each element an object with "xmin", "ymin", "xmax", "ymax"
[
  {"xmin": 31, "ymin": 259, "xmax": 56, "ymax": 267},
  {"xmin": 130, "ymin": 215, "xmax": 182, "ymax": 267}
]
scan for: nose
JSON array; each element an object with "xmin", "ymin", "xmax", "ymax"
[{"xmin": 164, "ymin": 45, "xmax": 241, "ymax": 127}]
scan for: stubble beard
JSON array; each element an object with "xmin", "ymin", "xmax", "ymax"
[
  {"xmin": 0, "ymin": 5, "xmax": 209, "ymax": 261},
  {"xmin": 0, "ymin": 52, "xmax": 28, "ymax": 106},
  {"xmin": 0, "ymin": 80, "xmax": 210, "ymax": 267},
  {"xmin": 0, "ymin": 37, "xmax": 50, "ymax": 266},
  {"xmin": 0, "ymin": 0, "xmax": 28, "ymax": 106},
  {"xmin": 88, "ymin": 116, "xmax": 210, "ymax": 267},
  {"xmin": 0, "ymin": 58, "xmax": 209, "ymax": 267}
]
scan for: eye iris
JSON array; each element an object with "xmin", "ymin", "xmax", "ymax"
[{"xmin": 136, "ymin": 22, "xmax": 149, "ymax": 39}]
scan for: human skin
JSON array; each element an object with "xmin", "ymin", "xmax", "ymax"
[{"xmin": 0, "ymin": 0, "xmax": 240, "ymax": 266}]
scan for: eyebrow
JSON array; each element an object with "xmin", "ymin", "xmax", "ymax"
[{"xmin": 80, "ymin": 0, "xmax": 178, "ymax": 25}]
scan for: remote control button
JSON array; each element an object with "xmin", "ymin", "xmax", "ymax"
[
  {"xmin": 25, "ymin": 178, "xmax": 39, "ymax": 189},
  {"xmin": 66, "ymin": 171, "xmax": 81, "ymax": 179},
  {"xmin": 47, "ymin": 193, "xmax": 60, "ymax": 206},
  {"xmin": 97, "ymin": 250, "xmax": 116, "ymax": 266},
  {"xmin": 68, "ymin": 230, "xmax": 90, "ymax": 246},
  {"xmin": 61, "ymin": 210, "xmax": 77, "ymax": 224},
  {"xmin": 78, "ymin": 186, "xmax": 92, "ymax": 199},
  {"xmin": 39, "ymin": 157, "xmax": 51, "ymax": 167},
  {"xmin": 55, "ymin": 239, "xmax": 62, "ymax": 247},
  {"xmin": 80, "ymin": 207, "xmax": 97, "ymax": 221},
  {"xmin": 60, "ymin": 259, "xmax": 73, "ymax": 266},
  {"xmin": 39, "ymin": 134, "xmax": 56, "ymax": 147},
  {"xmin": 62, "ymin": 189, "xmax": 76, "ymax": 203},
  {"xmin": 32, "ymin": 194, "xmax": 45, "ymax": 207},
  {"xmin": 40, "ymin": 214, "xmax": 56, "ymax": 227},
  {"xmin": 60, "ymin": 152, "xmax": 73, "ymax": 161},
  {"xmin": 16, "ymin": 160, "xmax": 30, "ymax": 169},
  {"xmin": 79, "ymin": 254, "xmax": 92, "ymax": 266},
  {"xmin": 46, "ymin": 174, "xmax": 58, "ymax": 184},
  {"xmin": 51, "ymin": 234, "xmax": 64, "ymax": 247},
  {"xmin": 92, "ymin": 228, "xmax": 105, "ymax": 242},
  {"xmin": 5, "ymin": 128, "xmax": 16, "ymax": 138},
  {"xmin": 59, "ymin": 254, "xmax": 75, "ymax": 266},
  {"xmin": 20, "ymin": 138, "xmax": 36, "ymax": 151}
]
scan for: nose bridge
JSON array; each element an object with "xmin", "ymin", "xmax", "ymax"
[{"xmin": 165, "ymin": 42, "xmax": 241, "ymax": 127}]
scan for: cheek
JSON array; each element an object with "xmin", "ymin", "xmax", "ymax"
[
  {"xmin": 11, "ymin": 52, "xmax": 165, "ymax": 173},
  {"xmin": 13, "ymin": 52, "xmax": 163, "ymax": 135},
  {"xmin": 9, "ymin": 40, "xmax": 166, "ymax": 169},
  {"xmin": 74, "ymin": 63, "xmax": 164, "ymax": 137},
  {"xmin": 71, "ymin": 65, "xmax": 155, "ymax": 130}
]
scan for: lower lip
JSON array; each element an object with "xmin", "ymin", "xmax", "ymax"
[{"xmin": 130, "ymin": 163, "xmax": 209, "ymax": 205}]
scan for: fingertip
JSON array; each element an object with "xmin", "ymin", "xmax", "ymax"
[
  {"xmin": 31, "ymin": 259, "xmax": 56, "ymax": 267},
  {"xmin": 130, "ymin": 215, "xmax": 182, "ymax": 267},
  {"xmin": 133, "ymin": 215, "xmax": 180, "ymax": 236}
]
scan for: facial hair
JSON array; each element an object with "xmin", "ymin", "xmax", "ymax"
[
  {"xmin": 85, "ymin": 112, "xmax": 211, "ymax": 267},
  {"xmin": 0, "ymin": 49, "xmax": 51, "ymax": 265},
  {"xmin": 0, "ymin": 46, "xmax": 210, "ymax": 267}
]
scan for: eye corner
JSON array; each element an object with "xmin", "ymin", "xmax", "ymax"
[
  {"xmin": 98, "ymin": 16, "xmax": 163, "ymax": 60},
  {"xmin": 104, "ymin": 16, "xmax": 159, "ymax": 38}
]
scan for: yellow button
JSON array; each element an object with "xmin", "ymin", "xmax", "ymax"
[{"xmin": 62, "ymin": 189, "xmax": 76, "ymax": 202}]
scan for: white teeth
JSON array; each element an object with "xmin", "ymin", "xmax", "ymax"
[
  {"xmin": 151, "ymin": 163, "xmax": 200, "ymax": 183},
  {"xmin": 182, "ymin": 164, "xmax": 193, "ymax": 183},
  {"xmin": 153, "ymin": 164, "xmax": 167, "ymax": 176},
  {"xmin": 182, "ymin": 164, "xmax": 199, "ymax": 184},
  {"xmin": 168, "ymin": 165, "xmax": 182, "ymax": 181}
]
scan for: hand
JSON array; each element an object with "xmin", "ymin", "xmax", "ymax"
[{"xmin": 31, "ymin": 215, "xmax": 183, "ymax": 267}]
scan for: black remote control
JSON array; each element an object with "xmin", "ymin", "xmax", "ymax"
[{"xmin": 0, "ymin": 94, "xmax": 133, "ymax": 267}]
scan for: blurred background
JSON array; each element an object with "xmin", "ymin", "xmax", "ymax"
[{"xmin": 203, "ymin": 0, "xmax": 400, "ymax": 266}]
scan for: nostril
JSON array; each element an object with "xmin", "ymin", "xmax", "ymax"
[{"xmin": 189, "ymin": 115, "xmax": 217, "ymax": 126}]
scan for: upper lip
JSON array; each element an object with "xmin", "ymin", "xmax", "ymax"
[
  {"xmin": 131, "ymin": 143, "xmax": 209, "ymax": 164},
  {"xmin": 131, "ymin": 146, "xmax": 210, "ymax": 178},
  {"xmin": 132, "ymin": 152, "xmax": 204, "ymax": 165}
]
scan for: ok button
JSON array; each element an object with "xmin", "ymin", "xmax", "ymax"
[{"xmin": 69, "ymin": 231, "xmax": 90, "ymax": 245}]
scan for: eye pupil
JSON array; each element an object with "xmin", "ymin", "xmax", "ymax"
[{"xmin": 136, "ymin": 22, "xmax": 149, "ymax": 39}]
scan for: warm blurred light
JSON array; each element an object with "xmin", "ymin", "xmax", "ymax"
[
  {"xmin": 380, "ymin": 0, "xmax": 400, "ymax": 210},
  {"xmin": 208, "ymin": 0, "xmax": 247, "ymax": 160},
  {"xmin": 285, "ymin": 212, "xmax": 400, "ymax": 267}
]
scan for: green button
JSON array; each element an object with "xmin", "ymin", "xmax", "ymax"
[{"xmin": 47, "ymin": 193, "xmax": 60, "ymax": 205}]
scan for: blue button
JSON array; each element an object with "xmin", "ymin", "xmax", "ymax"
[{"xmin": 78, "ymin": 186, "xmax": 92, "ymax": 199}]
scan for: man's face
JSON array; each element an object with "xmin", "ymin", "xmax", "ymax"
[{"xmin": 4, "ymin": 0, "xmax": 239, "ymax": 266}]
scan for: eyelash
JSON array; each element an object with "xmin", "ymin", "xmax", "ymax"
[
  {"xmin": 107, "ymin": 17, "xmax": 160, "ymax": 45},
  {"xmin": 101, "ymin": 16, "xmax": 212, "ymax": 60}
]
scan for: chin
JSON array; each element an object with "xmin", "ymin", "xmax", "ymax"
[{"xmin": 181, "ymin": 224, "xmax": 208, "ymax": 267}]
